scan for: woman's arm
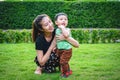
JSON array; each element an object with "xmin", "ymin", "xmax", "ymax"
[
  {"xmin": 36, "ymin": 37, "xmax": 56, "ymax": 66},
  {"xmin": 56, "ymin": 34, "xmax": 79, "ymax": 48}
]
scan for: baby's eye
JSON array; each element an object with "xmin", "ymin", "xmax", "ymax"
[
  {"xmin": 60, "ymin": 18, "xmax": 63, "ymax": 20},
  {"xmin": 65, "ymin": 18, "xmax": 67, "ymax": 20}
]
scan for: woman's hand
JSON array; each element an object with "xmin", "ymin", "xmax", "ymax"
[
  {"xmin": 52, "ymin": 47, "xmax": 57, "ymax": 53},
  {"xmin": 56, "ymin": 34, "xmax": 79, "ymax": 48},
  {"xmin": 56, "ymin": 34, "xmax": 66, "ymax": 41}
]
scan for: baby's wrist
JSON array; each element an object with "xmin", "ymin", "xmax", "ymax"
[
  {"xmin": 65, "ymin": 36, "xmax": 70, "ymax": 40},
  {"xmin": 58, "ymin": 25, "xmax": 65, "ymax": 29}
]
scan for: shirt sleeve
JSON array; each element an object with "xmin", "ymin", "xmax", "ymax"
[{"xmin": 35, "ymin": 36, "xmax": 43, "ymax": 50}]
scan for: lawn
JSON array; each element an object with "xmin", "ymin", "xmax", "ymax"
[
  {"xmin": 0, "ymin": 43, "xmax": 120, "ymax": 80},
  {"xmin": 3, "ymin": 0, "xmax": 118, "ymax": 2}
]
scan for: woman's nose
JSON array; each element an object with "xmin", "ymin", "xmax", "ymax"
[{"xmin": 49, "ymin": 23, "xmax": 53, "ymax": 27}]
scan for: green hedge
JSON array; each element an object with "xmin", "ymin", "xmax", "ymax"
[
  {"xmin": 71, "ymin": 29, "xmax": 120, "ymax": 43},
  {"xmin": 0, "ymin": 29, "xmax": 120, "ymax": 43},
  {"xmin": 0, "ymin": 29, "xmax": 32, "ymax": 43},
  {"xmin": 0, "ymin": 1, "xmax": 120, "ymax": 29}
]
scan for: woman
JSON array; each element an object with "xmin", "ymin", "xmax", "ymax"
[{"xmin": 32, "ymin": 14, "xmax": 79, "ymax": 75}]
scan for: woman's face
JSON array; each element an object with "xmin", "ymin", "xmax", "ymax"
[{"xmin": 40, "ymin": 16, "xmax": 54, "ymax": 33}]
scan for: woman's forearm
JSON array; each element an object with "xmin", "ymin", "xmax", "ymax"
[
  {"xmin": 37, "ymin": 48, "xmax": 52, "ymax": 66},
  {"xmin": 37, "ymin": 37, "xmax": 56, "ymax": 66},
  {"xmin": 41, "ymin": 47, "xmax": 52, "ymax": 65},
  {"xmin": 43, "ymin": 37, "xmax": 56, "ymax": 60}
]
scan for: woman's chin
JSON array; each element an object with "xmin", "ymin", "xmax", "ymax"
[{"xmin": 49, "ymin": 29, "xmax": 54, "ymax": 32}]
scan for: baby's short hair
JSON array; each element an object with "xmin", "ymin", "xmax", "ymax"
[{"xmin": 54, "ymin": 12, "xmax": 68, "ymax": 21}]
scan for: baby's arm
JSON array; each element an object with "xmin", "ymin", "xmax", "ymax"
[
  {"xmin": 56, "ymin": 34, "xmax": 79, "ymax": 48},
  {"xmin": 58, "ymin": 25, "xmax": 70, "ymax": 38}
]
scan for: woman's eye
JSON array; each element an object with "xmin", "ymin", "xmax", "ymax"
[
  {"xmin": 49, "ymin": 21, "xmax": 51, "ymax": 23},
  {"xmin": 44, "ymin": 23, "xmax": 48, "ymax": 26}
]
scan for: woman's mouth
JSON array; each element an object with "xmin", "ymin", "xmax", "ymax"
[{"xmin": 49, "ymin": 27, "xmax": 54, "ymax": 30}]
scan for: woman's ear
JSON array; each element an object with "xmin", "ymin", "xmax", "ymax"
[{"xmin": 39, "ymin": 28, "xmax": 43, "ymax": 32}]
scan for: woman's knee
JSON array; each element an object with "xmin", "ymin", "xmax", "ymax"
[{"xmin": 39, "ymin": 61, "xmax": 45, "ymax": 66}]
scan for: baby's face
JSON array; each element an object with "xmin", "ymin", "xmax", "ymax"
[{"xmin": 55, "ymin": 15, "xmax": 68, "ymax": 27}]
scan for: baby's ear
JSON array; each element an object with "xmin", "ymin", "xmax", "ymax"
[{"xmin": 55, "ymin": 21, "xmax": 58, "ymax": 25}]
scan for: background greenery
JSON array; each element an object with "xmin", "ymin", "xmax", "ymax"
[
  {"xmin": 0, "ymin": 43, "xmax": 120, "ymax": 80},
  {"xmin": 0, "ymin": 1, "xmax": 120, "ymax": 29},
  {"xmin": 0, "ymin": 29, "xmax": 120, "ymax": 43},
  {"xmin": 0, "ymin": 0, "xmax": 120, "ymax": 80},
  {"xmin": 3, "ymin": 0, "xmax": 120, "ymax": 2}
]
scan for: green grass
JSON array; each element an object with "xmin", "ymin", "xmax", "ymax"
[
  {"xmin": 0, "ymin": 43, "xmax": 120, "ymax": 80},
  {"xmin": 3, "ymin": 0, "xmax": 119, "ymax": 2}
]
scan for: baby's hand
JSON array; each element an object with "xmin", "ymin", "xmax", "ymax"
[{"xmin": 58, "ymin": 25, "xmax": 65, "ymax": 29}]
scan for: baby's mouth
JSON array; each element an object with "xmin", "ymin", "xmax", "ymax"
[{"xmin": 62, "ymin": 23, "xmax": 65, "ymax": 26}]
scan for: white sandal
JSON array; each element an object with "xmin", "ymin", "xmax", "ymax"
[
  {"xmin": 34, "ymin": 70, "xmax": 41, "ymax": 75},
  {"xmin": 34, "ymin": 67, "xmax": 42, "ymax": 75}
]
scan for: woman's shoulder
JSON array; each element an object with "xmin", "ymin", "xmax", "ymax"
[
  {"xmin": 37, "ymin": 34, "xmax": 43, "ymax": 39},
  {"xmin": 36, "ymin": 35, "xmax": 44, "ymax": 42},
  {"xmin": 52, "ymin": 29, "xmax": 56, "ymax": 36}
]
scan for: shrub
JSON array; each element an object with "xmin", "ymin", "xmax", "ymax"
[
  {"xmin": 0, "ymin": 29, "xmax": 120, "ymax": 43},
  {"xmin": 0, "ymin": 2, "xmax": 120, "ymax": 29},
  {"xmin": 0, "ymin": 29, "xmax": 32, "ymax": 43}
]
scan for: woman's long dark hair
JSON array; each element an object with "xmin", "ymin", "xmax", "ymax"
[{"xmin": 32, "ymin": 14, "xmax": 48, "ymax": 42}]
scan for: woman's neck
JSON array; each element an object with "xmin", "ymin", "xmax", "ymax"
[
  {"xmin": 44, "ymin": 32, "xmax": 53, "ymax": 42},
  {"xmin": 44, "ymin": 32, "xmax": 52, "ymax": 38}
]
